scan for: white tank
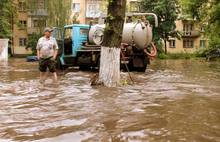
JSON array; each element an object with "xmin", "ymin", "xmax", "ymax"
[{"xmin": 89, "ymin": 22, "xmax": 152, "ymax": 49}]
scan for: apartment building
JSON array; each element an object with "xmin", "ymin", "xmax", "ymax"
[
  {"xmin": 12, "ymin": 0, "xmax": 29, "ymax": 55},
  {"xmin": 71, "ymin": 0, "xmax": 140, "ymax": 24},
  {"xmin": 71, "ymin": 0, "xmax": 104, "ymax": 24},
  {"xmin": 12, "ymin": 0, "xmax": 47, "ymax": 56},
  {"xmin": 167, "ymin": 20, "xmax": 207, "ymax": 53}
]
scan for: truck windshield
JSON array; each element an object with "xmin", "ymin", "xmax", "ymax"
[{"xmin": 80, "ymin": 28, "xmax": 89, "ymax": 36}]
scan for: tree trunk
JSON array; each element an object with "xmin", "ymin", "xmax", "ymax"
[
  {"xmin": 98, "ymin": 0, "xmax": 126, "ymax": 87},
  {"xmin": 99, "ymin": 47, "xmax": 120, "ymax": 87},
  {"xmin": 164, "ymin": 39, "xmax": 167, "ymax": 54}
]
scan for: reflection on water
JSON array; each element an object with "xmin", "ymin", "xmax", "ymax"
[{"xmin": 0, "ymin": 58, "xmax": 220, "ymax": 142}]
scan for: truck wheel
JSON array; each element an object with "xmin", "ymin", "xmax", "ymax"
[{"xmin": 129, "ymin": 56, "xmax": 148, "ymax": 72}]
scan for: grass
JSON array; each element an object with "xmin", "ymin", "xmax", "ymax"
[
  {"xmin": 157, "ymin": 48, "xmax": 212, "ymax": 60},
  {"xmin": 158, "ymin": 52, "xmax": 197, "ymax": 59}
]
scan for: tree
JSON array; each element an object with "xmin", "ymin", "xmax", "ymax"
[
  {"xmin": 0, "ymin": 0, "xmax": 16, "ymax": 38},
  {"xmin": 98, "ymin": 0, "xmax": 126, "ymax": 87},
  {"xmin": 208, "ymin": 1, "xmax": 220, "ymax": 49},
  {"xmin": 26, "ymin": 32, "xmax": 41, "ymax": 55},
  {"xmin": 140, "ymin": 0, "xmax": 180, "ymax": 54},
  {"xmin": 47, "ymin": 0, "xmax": 72, "ymax": 28}
]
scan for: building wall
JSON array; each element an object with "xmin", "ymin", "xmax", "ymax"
[
  {"xmin": 71, "ymin": 0, "xmax": 138, "ymax": 24},
  {"xmin": 71, "ymin": 0, "xmax": 86, "ymax": 24},
  {"xmin": 167, "ymin": 20, "xmax": 207, "ymax": 54},
  {"xmin": 13, "ymin": 0, "xmax": 32, "ymax": 55}
]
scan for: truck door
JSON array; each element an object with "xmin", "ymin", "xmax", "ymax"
[
  {"xmin": 52, "ymin": 27, "xmax": 63, "ymax": 56},
  {"xmin": 63, "ymin": 27, "xmax": 73, "ymax": 55}
]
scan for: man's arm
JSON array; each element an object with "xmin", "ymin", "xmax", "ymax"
[
  {"xmin": 53, "ymin": 38, "xmax": 59, "ymax": 60},
  {"xmin": 37, "ymin": 49, "xmax": 40, "ymax": 60},
  {"xmin": 53, "ymin": 49, "xmax": 58, "ymax": 60},
  {"xmin": 36, "ymin": 39, "xmax": 41, "ymax": 60}
]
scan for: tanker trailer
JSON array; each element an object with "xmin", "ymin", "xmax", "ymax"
[{"xmin": 88, "ymin": 13, "xmax": 158, "ymax": 71}]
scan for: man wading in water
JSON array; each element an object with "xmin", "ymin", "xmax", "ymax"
[{"xmin": 36, "ymin": 27, "xmax": 58, "ymax": 83}]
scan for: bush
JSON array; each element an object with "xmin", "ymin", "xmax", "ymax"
[
  {"xmin": 26, "ymin": 33, "xmax": 42, "ymax": 55},
  {"xmin": 158, "ymin": 53, "xmax": 168, "ymax": 59},
  {"xmin": 194, "ymin": 48, "xmax": 210, "ymax": 57}
]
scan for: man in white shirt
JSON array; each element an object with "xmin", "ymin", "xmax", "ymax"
[{"xmin": 36, "ymin": 27, "xmax": 58, "ymax": 83}]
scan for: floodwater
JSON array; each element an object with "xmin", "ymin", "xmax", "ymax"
[{"xmin": 0, "ymin": 58, "xmax": 220, "ymax": 142}]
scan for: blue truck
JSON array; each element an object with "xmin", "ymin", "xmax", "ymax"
[{"xmin": 53, "ymin": 24, "xmax": 101, "ymax": 70}]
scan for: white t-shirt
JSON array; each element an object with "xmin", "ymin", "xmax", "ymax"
[{"xmin": 36, "ymin": 36, "xmax": 58, "ymax": 58}]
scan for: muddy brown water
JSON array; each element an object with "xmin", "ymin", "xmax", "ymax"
[{"xmin": 0, "ymin": 58, "xmax": 219, "ymax": 142}]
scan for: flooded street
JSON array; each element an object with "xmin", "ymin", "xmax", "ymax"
[{"xmin": 0, "ymin": 58, "xmax": 220, "ymax": 142}]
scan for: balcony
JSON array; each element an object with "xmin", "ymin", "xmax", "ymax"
[
  {"xmin": 28, "ymin": 9, "xmax": 48, "ymax": 17},
  {"xmin": 182, "ymin": 30, "xmax": 200, "ymax": 38}
]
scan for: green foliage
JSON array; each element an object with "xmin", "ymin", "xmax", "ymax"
[
  {"xmin": 158, "ymin": 53, "xmax": 196, "ymax": 59},
  {"xmin": 180, "ymin": 0, "xmax": 208, "ymax": 20},
  {"xmin": 154, "ymin": 39, "xmax": 164, "ymax": 54},
  {"xmin": 140, "ymin": 0, "xmax": 180, "ymax": 54},
  {"xmin": 47, "ymin": 0, "xmax": 72, "ymax": 28},
  {"xmin": 194, "ymin": 48, "xmax": 210, "ymax": 57},
  {"xmin": 208, "ymin": 1, "xmax": 220, "ymax": 49},
  {"xmin": 140, "ymin": 0, "xmax": 180, "ymax": 39},
  {"xmin": 158, "ymin": 52, "xmax": 168, "ymax": 59},
  {"xmin": 0, "ymin": 0, "xmax": 16, "ymax": 38},
  {"xmin": 72, "ymin": 14, "xmax": 80, "ymax": 24},
  {"xmin": 26, "ymin": 33, "xmax": 42, "ymax": 55},
  {"xmin": 181, "ymin": 0, "xmax": 220, "ymax": 51}
]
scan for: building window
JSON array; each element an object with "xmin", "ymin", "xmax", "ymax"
[
  {"xmin": 201, "ymin": 27, "xmax": 205, "ymax": 32},
  {"xmin": 38, "ymin": 0, "xmax": 45, "ymax": 9},
  {"xmin": 183, "ymin": 23, "xmax": 193, "ymax": 31},
  {"xmin": 19, "ymin": 20, "xmax": 27, "ymax": 29},
  {"xmin": 183, "ymin": 39, "xmax": 194, "ymax": 48},
  {"xmin": 33, "ymin": 20, "xmax": 46, "ymax": 27},
  {"xmin": 33, "ymin": 20, "xmax": 38, "ymax": 27},
  {"xmin": 183, "ymin": 23, "xmax": 194, "ymax": 36},
  {"xmin": 72, "ymin": 3, "xmax": 80, "ymax": 12},
  {"xmin": 200, "ymin": 40, "xmax": 206, "ymax": 48},
  {"xmin": 169, "ymin": 40, "xmax": 176, "ymax": 48},
  {"xmin": 18, "ymin": 1, "xmax": 26, "ymax": 11},
  {"xmin": 19, "ymin": 38, "xmax": 27, "ymax": 47},
  {"xmin": 86, "ymin": 3, "xmax": 101, "ymax": 18}
]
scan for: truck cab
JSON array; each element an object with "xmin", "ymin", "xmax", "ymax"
[{"xmin": 55, "ymin": 24, "xmax": 101, "ymax": 70}]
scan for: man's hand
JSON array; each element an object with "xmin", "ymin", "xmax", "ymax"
[
  {"xmin": 52, "ymin": 56, "xmax": 56, "ymax": 61},
  {"xmin": 52, "ymin": 50, "xmax": 58, "ymax": 61},
  {"xmin": 37, "ymin": 50, "xmax": 40, "ymax": 60}
]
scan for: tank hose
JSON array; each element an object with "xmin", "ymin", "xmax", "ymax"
[{"xmin": 144, "ymin": 42, "xmax": 157, "ymax": 58}]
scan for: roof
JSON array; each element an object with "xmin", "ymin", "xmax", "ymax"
[{"xmin": 64, "ymin": 24, "xmax": 90, "ymax": 29}]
